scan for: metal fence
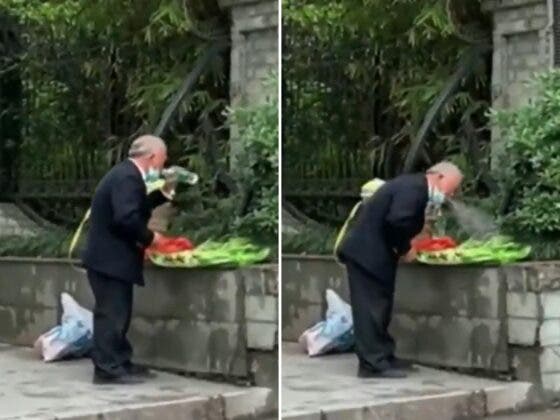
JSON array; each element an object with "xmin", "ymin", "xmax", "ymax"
[
  {"xmin": 0, "ymin": 41, "xmax": 131, "ymax": 223},
  {"xmin": 0, "ymin": 17, "xmax": 228, "ymax": 226},
  {"xmin": 282, "ymin": 27, "xmax": 380, "ymax": 222},
  {"xmin": 0, "ymin": 18, "xmax": 21, "ymax": 196}
]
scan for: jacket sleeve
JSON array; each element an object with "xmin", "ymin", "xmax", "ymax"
[
  {"xmin": 111, "ymin": 174, "xmax": 154, "ymax": 247},
  {"xmin": 384, "ymin": 186, "xmax": 426, "ymax": 256}
]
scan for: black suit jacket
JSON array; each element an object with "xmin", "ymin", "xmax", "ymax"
[
  {"xmin": 338, "ymin": 174, "xmax": 428, "ymax": 288},
  {"xmin": 82, "ymin": 160, "xmax": 168, "ymax": 285}
]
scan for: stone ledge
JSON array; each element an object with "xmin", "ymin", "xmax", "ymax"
[
  {"xmin": 482, "ymin": 0, "xmax": 546, "ymax": 12},
  {"xmin": 496, "ymin": 16, "xmax": 550, "ymax": 34},
  {"xmin": 219, "ymin": 0, "xmax": 276, "ymax": 9},
  {"xmin": 505, "ymin": 264, "xmax": 560, "ymax": 292},
  {"xmin": 540, "ymin": 320, "xmax": 560, "ymax": 346},
  {"xmin": 243, "ymin": 266, "xmax": 278, "ymax": 296},
  {"xmin": 508, "ymin": 318, "xmax": 539, "ymax": 345},
  {"xmin": 247, "ymin": 321, "xmax": 277, "ymax": 350},
  {"xmin": 315, "ymin": 390, "xmax": 488, "ymax": 420},
  {"xmin": 283, "ymin": 256, "xmax": 560, "ymax": 293},
  {"xmin": 234, "ymin": 16, "xmax": 278, "ymax": 33},
  {"xmin": 507, "ymin": 291, "xmax": 540, "ymax": 318},
  {"xmin": 245, "ymin": 295, "xmax": 277, "ymax": 322}
]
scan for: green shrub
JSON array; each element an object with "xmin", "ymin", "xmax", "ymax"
[
  {"xmin": 228, "ymin": 77, "xmax": 279, "ymax": 243},
  {"xmin": 282, "ymin": 225, "xmax": 337, "ymax": 255},
  {"xmin": 491, "ymin": 70, "xmax": 560, "ymax": 237},
  {"xmin": 169, "ymin": 76, "xmax": 278, "ymax": 249}
]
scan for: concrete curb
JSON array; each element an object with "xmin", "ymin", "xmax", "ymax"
[
  {"xmin": 57, "ymin": 388, "xmax": 273, "ymax": 420},
  {"xmin": 282, "ymin": 383, "xmax": 536, "ymax": 420}
]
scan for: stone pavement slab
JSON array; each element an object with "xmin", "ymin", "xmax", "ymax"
[
  {"xmin": 490, "ymin": 409, "xmax": 560, "ymax": 419},
  {"xmin": 0, "ymin": 344, "xmax": 272, "ymax": 419},
  {"xmin": 282, "ymin": 343, "xmax": 536, "ymax": 420}
]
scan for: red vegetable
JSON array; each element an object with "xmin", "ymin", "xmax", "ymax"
[
  {"xmin": 412, "ymin": 236, "xmax": 457, "ymax": 252},
  {"xmin": 145, "ymin": 235, "xmax": 194, "ymax": 259}
]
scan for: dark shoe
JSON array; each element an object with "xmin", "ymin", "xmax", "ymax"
[
  {"xmin": 125, "ymin": 363, "xmax": 157, "ymax": 378},
  {"xmin": 358, "ymin": 365, "xmax": 408, "ymax": 379},
  {"xmin": 390, "ymin": 357, "xmax": 416, "ymax": 370},
  {"xmin": 93, "ymin": 372, "xmax": 145, "ymax": 385}
]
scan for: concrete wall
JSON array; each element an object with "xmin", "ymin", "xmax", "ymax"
[
  {"xmin": 282, "ymin": 256, "xmax": 560, "ymax": 402},
  {"xmin": 219, "ymin": 0, "xmax": 278, "ymax": 168},
  {"xmin": 503, "ymin": 263, "xmax": 560, "ymax": 397},
  {"xmin": 220, "ymin": 0, "xmax": 278, "ymax": 105},
  {"xmin": 482, "ymin": 0, "xmax": 553, "ymax": 160},
  {"xmin": 283, "ymin": 256, "xmax": 509, "ymax": 371},
  {"xmin": 0, "ymin": 259, "xmax": 277, "ymax": 406}
]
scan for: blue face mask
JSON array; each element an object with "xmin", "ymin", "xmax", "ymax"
[
  {"xmin": 428, "ymin": 185, "xmax": 446, "ymax": 206},
  {"xmin": 144, "ymin": 167, "xmax": 161, "ymax": 183}
]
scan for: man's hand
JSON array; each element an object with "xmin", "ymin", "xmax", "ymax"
[
  {"xmin": 152, "ymin": 231, "xmax": 164, "ymax": 247},
  {"xmin": 161, "ymin": 179, "xmax": 177, "ymax": 200},
  {"xmin": 401, "ymin": 248, "xmax": 417, "ymax": 263}
]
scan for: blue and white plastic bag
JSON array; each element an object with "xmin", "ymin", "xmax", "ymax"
[
  {"xmin": 34, "ymin": 293, "xmax": 93, "ymax": 362},
  {"xmin": 299, "ymin": 289, "xmax": 355, "ymax": 356}
]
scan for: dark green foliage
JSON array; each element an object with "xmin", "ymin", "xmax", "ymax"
[
  {"xmin": 282, "ymin": 225, "xmax": 337, "ymax": 255},
  {"xmin": 0, "ymin": 230, "xmax": 72, "ymax": 258},
  {"xmin": 491, "ymin": 71, "xmax": 560, "ymax": 237},
  {"xmin": 283, "ymin": 0, "xmax": 490, "ymax": 191},
  {"xmin": 170, "ymin": 76, "xmax": 279, "ymax": 249},
  {"xmin": 0, "ymin": 1, "xmax": 277, "ymax": 257},
  {"xmin": 0, "ymin": 0, "xmax": 229, "ymax": 225}
]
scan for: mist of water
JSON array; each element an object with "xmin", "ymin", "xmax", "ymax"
[{"xmin": 447, "ymin": 199, "xmax": 499, "ymax": 239}]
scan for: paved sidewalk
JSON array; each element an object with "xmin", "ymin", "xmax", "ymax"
[
  {"xmin": 282, "ymin": 343, "xmax": 535, "ymax": 420},
  {"xmin": 0, "ymin": 344, "xmax": 271, "ymax": 419},
  {"xmin": 490, "ymin": 410, "xmax": 560, "ymax": 419}
]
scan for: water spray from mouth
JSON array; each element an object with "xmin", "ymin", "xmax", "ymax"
[{"xmin": 447, "ymin": 199, "xmax": 499, "ymax": 240}]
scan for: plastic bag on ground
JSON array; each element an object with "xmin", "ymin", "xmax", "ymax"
[
  {"xmin": 34, "ymin": 293, "xmax": 93, "ymax": 362},
  {"xmin": 298, "ymin": 289, "xmax": 355, "ymax": 356}
]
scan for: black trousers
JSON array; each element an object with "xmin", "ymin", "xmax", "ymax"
[
  {"xmin": 346, "ymin": 262, "xmax": 396, "ymax": 370},
  {"xmin": 87, "ymin": 270, "xmax": 134, "ymax": 376}
]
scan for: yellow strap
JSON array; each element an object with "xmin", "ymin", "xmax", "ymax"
[
  {"xmin": 68, "ymin": 207, "xmax": 91, "ymax": 269},
  {"xmin": 146, "ymin": 179, "xmax": 165, "ymax": 194},
  {"xmin": 333, "ymin": 201, "xmax": 362, "ymax": 263},
  {"xmin": 333, "ymin": 178, "xmax": 386, "ymax": 265}
]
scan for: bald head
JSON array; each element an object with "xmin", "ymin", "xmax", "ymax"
[
  {"xmin": 426, "ymin": 161, "xmax": 463, "ymax": 197},
  {"xmin": 128, "ymin": 135, "xmax": 167, "ymax": 158},
  {"xmin": 129, "ymin": 135, "xmax": 168, "ymax": 171}
]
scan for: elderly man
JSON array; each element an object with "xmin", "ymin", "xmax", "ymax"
[
  {"xmin": 337, "ymin": 162, "xmax": 463, "ymax": 379},
  {"xmin": 83, "ymin": 135, "xmax": 175, "ymax": 385}
]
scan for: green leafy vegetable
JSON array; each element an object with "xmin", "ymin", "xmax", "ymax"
[
  {"xmin": 148, "ymin": 238, "xmax": 270, "ymax": 268},
  {"xmin": 417, "ymin": 235, "xmax": 531, "ymax": 265}
]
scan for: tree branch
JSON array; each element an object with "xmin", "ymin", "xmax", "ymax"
[
  {"xmin": 154, "ymin": 38, "xmax": 229, "ymax": 137},
  {"xmin": 403, "ymin": 43, "xmax": 491, "ymax": 173}
]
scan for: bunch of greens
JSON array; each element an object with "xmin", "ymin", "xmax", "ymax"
[
  {"xmin": 148, "ymin": 237, "xmax": 270, "ymax": 268},
  {"xmin": 416, "ymin": 236, "xmax": 531, "ymax": 265}
]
